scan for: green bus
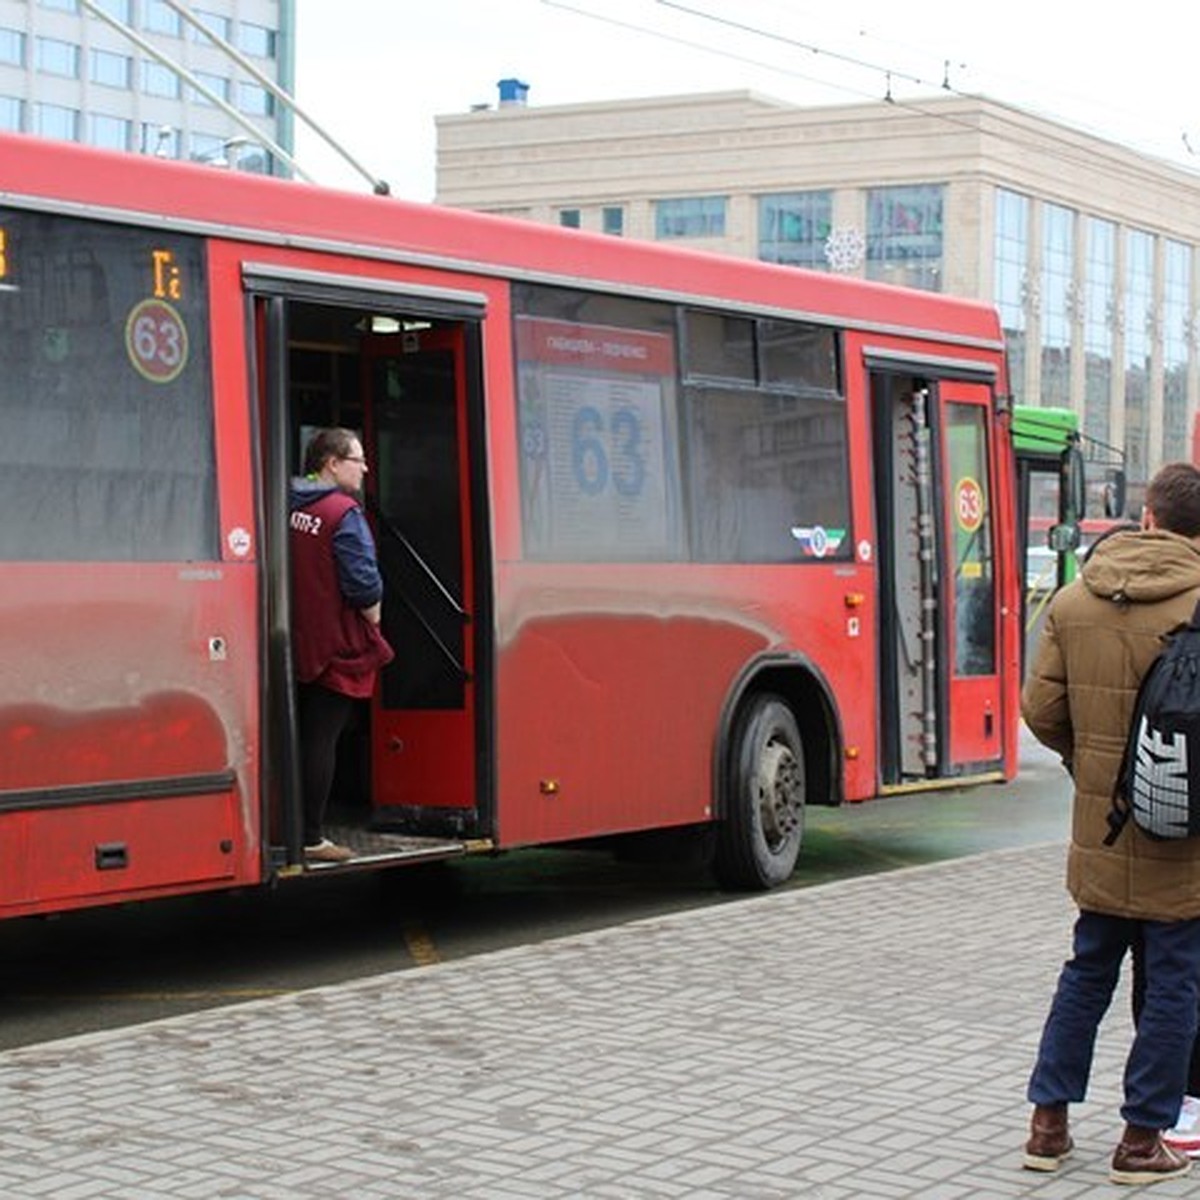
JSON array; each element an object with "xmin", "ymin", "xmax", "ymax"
[{"xmin": 1013, "ymin": 404, "xmax": 1126, "ymax": 657}]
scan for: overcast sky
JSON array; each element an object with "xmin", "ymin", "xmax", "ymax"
[{"xmin": 289, "ymin": 0, "xmax": 1200, "ymax": 201}]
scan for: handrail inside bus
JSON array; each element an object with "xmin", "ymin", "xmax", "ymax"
[{"xmin": 367, "ymin": 498, "xmax": 471, "ymax": 684}]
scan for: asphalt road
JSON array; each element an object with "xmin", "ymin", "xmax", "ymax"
[{"xmin": 0, "ymin": 729, "xmax": 1070, "ymax": 1051}]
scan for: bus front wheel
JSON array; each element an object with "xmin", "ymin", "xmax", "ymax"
[{"xmin": 714, "ymin": 693, "xmax": 805, "ymax": 890}]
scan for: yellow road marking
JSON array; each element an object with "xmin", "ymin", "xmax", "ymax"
[{"xmin": 403, "ymin": 922, "xmax": 441, "ymax": 966}]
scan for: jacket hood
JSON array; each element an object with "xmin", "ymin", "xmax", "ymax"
[
  {"xmin": 1081, "ymin": 527, "xmax": 1200, "ymax": 604},
  {"xmin": 289, "ymin": 478, "xmax": 340, "ymax": 511}
]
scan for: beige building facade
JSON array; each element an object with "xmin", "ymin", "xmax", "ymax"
[{"xmin": 436, "ymin": 89, "xmax": 1200, "ymax": 489}]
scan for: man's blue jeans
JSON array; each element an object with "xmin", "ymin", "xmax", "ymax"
[{"xmin": 1028, "ymin": 910, "xmax": 1200, "ymax": 1129}]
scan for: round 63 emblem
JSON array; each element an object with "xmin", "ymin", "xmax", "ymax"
[
  {"xmin": 126, "ymin": 297, "xmax": 189, "ymax": 383},
  {"xmin": 955, "ymin": 476, "xmax": 984, "ymax": 533}
]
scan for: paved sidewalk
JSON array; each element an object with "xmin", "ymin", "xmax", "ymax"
[{"xmin": 0, "ymin": 841, "xmax": 1189, "ymax": 1199}]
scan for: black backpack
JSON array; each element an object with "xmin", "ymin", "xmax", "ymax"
[{"xmin": 1106, "ymin": 598, "xmax": 1200, "ymax": 845}]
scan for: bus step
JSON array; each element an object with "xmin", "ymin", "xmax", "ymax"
[{"xmin": 298, "ymin": 826, "xmax": 470, "ymax": 872}]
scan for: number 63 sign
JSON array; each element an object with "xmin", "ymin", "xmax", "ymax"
[{"xmin": 125, "ymin": 297, "xmax": 189, "ymax": 384}]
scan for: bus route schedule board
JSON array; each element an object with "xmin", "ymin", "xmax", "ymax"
[{"xmin": 515, "ymin": 316, "xmax": 682, "ymax": 561}]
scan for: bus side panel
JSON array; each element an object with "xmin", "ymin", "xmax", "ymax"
[
  {"xmin": 491, "ymin": 563, "xmax": 876, "ymax": 846},
  {"xmin": 0, "ymin": 564, "xmax": 263, "ymax": 917},
  {"xmin": 1, "ymin": 792, "xmax": 240, "ymax": 918}
]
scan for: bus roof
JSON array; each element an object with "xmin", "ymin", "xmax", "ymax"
[{"xmin": 0, "ymin": 132, "xmax": 1005, "ymax": 349}]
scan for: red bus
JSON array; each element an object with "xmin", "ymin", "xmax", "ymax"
[{"xmin": 0, "ymin": 133, "xmax": 1019, "ymax": 916}]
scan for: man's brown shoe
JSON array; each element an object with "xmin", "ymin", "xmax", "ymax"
[
  {"xmin": 1023, "ymin": 1103, "xmax": 1073, "ymax": 1171},
  {"xmin": 1111, "ymin": 1125, "xmax": 1192, "ymax": 1185}
]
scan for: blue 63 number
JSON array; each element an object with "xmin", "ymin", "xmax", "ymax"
[{"xmin": 571, "ymin": 405, "xmax": 646, "ymax": 497}]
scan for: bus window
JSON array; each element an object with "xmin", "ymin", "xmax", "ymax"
[{"xmin": 0, "ymin": 209, "xmax": 216, "ymax": 561}]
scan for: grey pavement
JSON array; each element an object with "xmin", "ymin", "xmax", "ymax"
[{"xmin": 0, "ymin": 836, "xmax": 1188, "ymax": 1198}]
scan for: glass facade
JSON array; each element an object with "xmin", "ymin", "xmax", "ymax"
[
  {"xmin": 36, "ymin": 37, "xmax": 80, "ymax": 78},
  {"xmin": 34, "ymin": 102, "xmax": 79, "ymax": 141},
  {"xmin": 1163, "ymin": 241, "xmax": 1191, "ymax": 465},
  {"xmin": 994, "ymin": 189, "xmax": 1029, "ymax": 404},
  {"xmin": 758, "ymin": 191, "xmax": 832, "ymax": 270},
  {"xmin": 1041, "ymin": 203, "xmax": 1074, "ymax": 409},
  {"xmin": 88, "ymin": 112, "xmax": 131, "ymax": 150},
  {"xmin": 1123, "ymin": 229, "xmax": 1153, "ymax": 479},
  {"xmin": 1083, "ymin": 218, "xmax": 1115, "ymax": 448},
  {"xmin": 0, "ymin": 2, "xmax": 293, "ymax": 177},
  {"xmin": 866, "ymin": 184, "xmax": 944, "ymax": 291},
  {"xmin": 655, "ymin": 197, "xmax": 726, "ymax": 239},
  {"xmin": 0, "ymin": 28, "xmax": 25, "ymax": 67},
  {"xmin": 90, "ymin": 49, "xmax": 131, "ymax": 89}
]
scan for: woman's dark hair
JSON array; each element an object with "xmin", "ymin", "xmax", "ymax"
[{"xmin": 302, "ymin": 427, "xmax": 358, "ymax": 476}]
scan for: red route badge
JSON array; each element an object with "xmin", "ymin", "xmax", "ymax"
[{"xmin": 125, "ymin": 297, "xmax": 189, "ymax": 383}]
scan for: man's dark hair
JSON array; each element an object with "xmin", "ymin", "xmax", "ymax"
[
  {"xmin": 1145, "ymin": 462, "xmax": 1200, "ymax": 537},
  {"xmin": 302, "ymin": 427, "xmax": 358, "ymax": 476}
]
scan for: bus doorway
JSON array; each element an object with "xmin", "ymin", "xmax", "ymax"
[
  {"xmin": 253, "ymin": 288, "xmax": 490, "ymax": 869},
  {"xmin": 871, "ymin": 371, "xmax": 1004, "ymax": 787}
]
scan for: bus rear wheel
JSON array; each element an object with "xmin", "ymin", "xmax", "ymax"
[{"xmin": 714, "ymin": 693, "xmax": 805, "ymax": 890}]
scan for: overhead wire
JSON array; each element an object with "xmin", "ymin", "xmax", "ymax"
[{"xmin": 539, "ymin": 0, "xmax": 1200, "ymax": 189}]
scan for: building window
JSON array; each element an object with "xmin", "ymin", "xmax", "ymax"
[
  {"xmin": 142, "ymin": 60, "xmax": 180, "ymax": 98},
  {"xmin": 1041, "ymin": 203, "xmax": 1074, "ymax": 409},
  {"xmin": 36, "ymin": 37, "xmax": 80, "ymax": 78},
  {"xmin": 602, "ymin": 206, "xmax": 624, "ymax": 236},
  {"xmin": 90, "ymin": 48, "xmax": 132, "ymax": 89},
  {"xmin": 189, "ymin": 9, "xmax": 232, "ymax": 42},
  {"xmin": 39, "ymin": 0, "xmax": 78, "ymax": 10},
  {"xmin": 1083, "ymin": 217, "xmax": 1115, "ymax": 452},
  {"xmin": 189, "ymin": 131, "xmax": 224, "ymax": 162},
  {"xmin": 0, "ymin": 28, "xmax": 25, "ymax": 68},
  {"xmin": 1163, "ymin": 241, "xmax": 1191, "ymax": 469},
  {"xmin": 93, "ymin": 0, "xmax": 131, "ymax": 19},
  {"xmin": 142, "ymin": 121, "xmax": 178, "ymax": 157},
  {"xmin": 1124, "ymin": 229, "xmax": 1154, "ymax": 481},
  {"xmin": 558, "ymin": 208, "xmax": 580, "ymax": 229},
  {"xmin": 758, "ymin": 191, "xmax": 832, "ymax": 269},
  {"xmin": 190, "ymin": 71, "xmax": 229, "ymax": 106},
  {"xmin": 88, "ymin": 113, "xmax": 131, "ymax": 150},
  {"xmin": 237, "ymin": 22, "xmax": 276, "ymax": 58},
  {"xmin": 0, "ymin": 97, "xmax": 24, "ymax": 132},
  {"xmin": 866, "ymin": 184, "xmax": 944, "ymax": 292},
  {"xmin": 994, "ymin": 188, "xmax": 1029, "ymax": 405},
  {"xmin": 34, "ymin": 103, "xmax": 80, "ymax": 141},
  {"xmin": 143, "ymin": 0, "xmax": 182, "ymax": 36},
  {"xmin": 237, "ymin": 81, "xmax": 273, "ymax": 116},
  {"xmin": 655, "ymin": 196, "xmax": 726, "ymax": 239}
]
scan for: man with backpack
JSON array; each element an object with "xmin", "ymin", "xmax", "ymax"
[{"xmin": 1022, "ymin": 461, "xmax": 1200, "ymax": 1185}]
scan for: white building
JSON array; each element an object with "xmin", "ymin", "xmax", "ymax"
[
  {"xmin": 437, "ymin": 88, "xmax": 1200, "ymax": 489},
  {"xmin": 0, "ymin": 0, "xmax": 292, "ymax": 172}
]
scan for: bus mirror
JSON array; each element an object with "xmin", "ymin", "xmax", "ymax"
[
  {"xmin": 1047, "ymin": 522, "xmax": 1081, "ymax": 553},
  {"xmin": 1062, "ymin": 443, "xmax": 1086, "ymax": 524},
  {"xmin": 1104, "ymin": 470, "xmax": 1127, "ymax": 519}
]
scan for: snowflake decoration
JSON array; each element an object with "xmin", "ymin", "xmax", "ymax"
[{"xmin": 824, "ymin": 227, "xmax": 866, "ymax": 273}]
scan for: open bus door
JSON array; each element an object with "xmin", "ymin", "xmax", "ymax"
[
  {"xmin": 248, "ymin": 273, "xmax": 492, "ymax": 871},
  {"xmin": 872, "ymin": 372, "xmax": 1005, "ymax": 786}
]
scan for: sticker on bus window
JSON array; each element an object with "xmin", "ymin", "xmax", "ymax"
[
  {"xmin": 125, "ymin": 297, "xmax": 190, "ymax": 383},
  {"xmin": 790, "ymin": 525, "xmax": 845, "ymax": 558}
]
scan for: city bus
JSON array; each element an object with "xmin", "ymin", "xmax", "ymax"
[
  {"xmin": 1013, "ymin": 404, "xmax": 1127, "ymax": 654},
  {"xmin": 0, "ymin": 132, "xmax": 1020, "ymax": 917}
]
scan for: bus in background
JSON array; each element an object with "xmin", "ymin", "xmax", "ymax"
[
  {"xmin": 1013, "ymin": 404, "xmax": 1127, "ymax": 662},
  {"xmin": 0, "ymin": 132, "xmax": 1021, "ymax": 916}
]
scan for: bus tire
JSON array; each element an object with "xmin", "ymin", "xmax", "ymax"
[{"xmin": 714, "ymin": 693, "xmax": 805, "ymax": 890}]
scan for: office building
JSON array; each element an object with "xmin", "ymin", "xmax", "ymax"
[
  {"xmin": 436, "ymin": 88, "xmax": 1200, "ymax": 487},
  {"xmin": 0, "ymin": 0, "xmax": 293, "ymax": 172}
]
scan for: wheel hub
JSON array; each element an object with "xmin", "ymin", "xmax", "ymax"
[{"xmin": 755, "ymin": 738, "xmax": 802, "ymax": 849}]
